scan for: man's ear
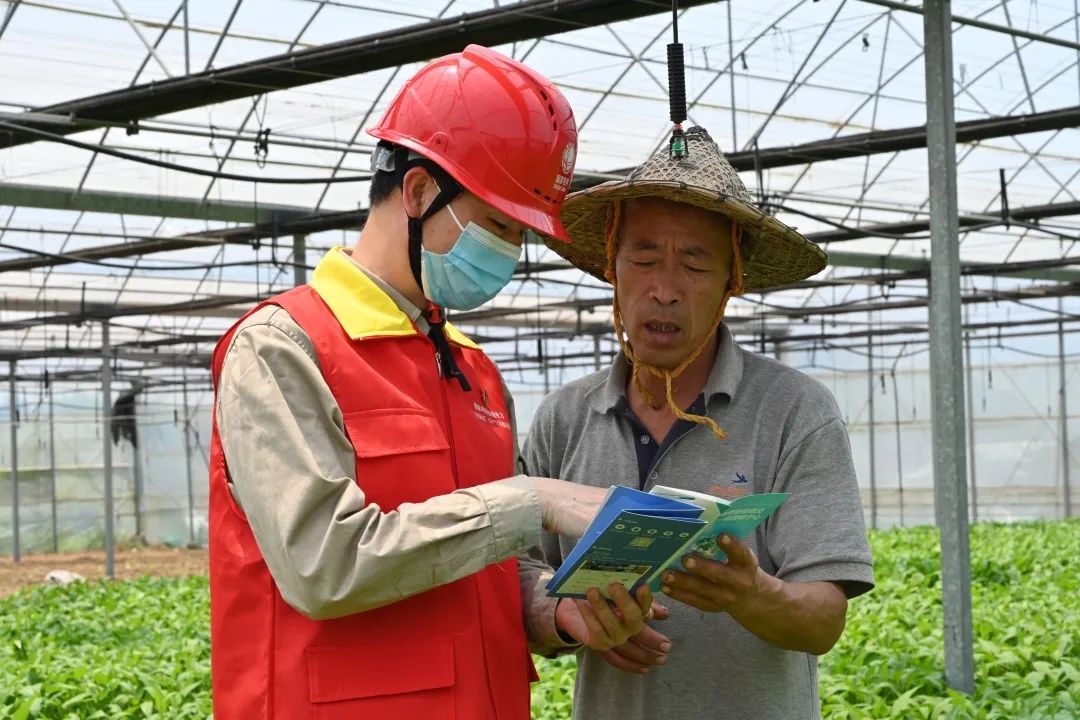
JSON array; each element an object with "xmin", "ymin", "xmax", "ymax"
[{"xmin": 400, "ymin": 166, "xmax": 434, "ymax": 219}]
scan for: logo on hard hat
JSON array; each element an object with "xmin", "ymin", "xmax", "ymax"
[
  {"xmin": 561, "ymin": 143, "xmax": 576, "ymax": 174},
  {"xmin": 552, "ymin": 143, "xmax": 576, "ymax": 194}
]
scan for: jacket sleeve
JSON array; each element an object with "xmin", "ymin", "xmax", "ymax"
[
  {"xmin": 216, "ymin": 305, "xmax": 543, "ymax": 620},
  {"xmin": 499, "ymin": 378, "xmax": 580, "ymax": 656}
]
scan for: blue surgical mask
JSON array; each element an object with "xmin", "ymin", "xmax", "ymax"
[{"xmin": 420, "ymin": 202, "xmax": 522, "ymax": 310}]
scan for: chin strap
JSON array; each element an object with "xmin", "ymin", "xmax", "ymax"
[
  {"xmin": 398, "ymin": 150, "xmax": 462, "ymax": 294},
  {"xmin": 425, "ymin": 305, "xmax": 472, "ymax": 392},
  {"xmin": 381, "ymin": 146, "xmax": 471, "ymax": 392}
]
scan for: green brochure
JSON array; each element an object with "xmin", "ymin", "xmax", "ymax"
[
  {"xmin": 545, "ymin": 484, "xmax": 787, "ymax": 599},
  {"xmin": 644, "ymin": 485, "xmax": 788, "ymax": 591}
]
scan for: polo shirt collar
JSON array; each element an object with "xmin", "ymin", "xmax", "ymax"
[{"xmin": 587, "ymin": 323, "xmax": 744, "ymax": 414}]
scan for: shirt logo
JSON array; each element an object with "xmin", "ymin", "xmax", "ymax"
[
  {"xmin": 707, "ymin": 481, "xmax": 749, "ymax": 501},
  {"xmin": 734, "ymin": 472, "xmax": 748, "ymax": 484}
]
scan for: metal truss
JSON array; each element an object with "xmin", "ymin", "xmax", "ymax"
[
  {"xmin": 1, "ymin": 0, "xmax": 1079, "ymax": 379},
  {"xmin": 0, "ymin": 0, "xmax": 720, "ymax": 149}
]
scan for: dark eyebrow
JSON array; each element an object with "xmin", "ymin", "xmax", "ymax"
[
  {"xmin": 626, "ymin": 239, "xmax": 712, "ymax": 258},
  {"xmin": 487, "ymin": 214, "xmax": 528, "ymax": 242},
  {"xmin": 625, "ymin": 238, "xmax": 660, "ymax": 251},
  {"xmin": 680, "ymin": 245, "xmax": 712, "ymax": 259}
]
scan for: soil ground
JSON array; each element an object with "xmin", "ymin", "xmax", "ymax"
[{"xmin": 0, "ymin": 546, "xmax": 208, "ymax": 597}]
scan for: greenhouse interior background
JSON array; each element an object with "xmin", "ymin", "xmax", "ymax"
[
  {"xmin": 0, "ymin": 0, "xmax": 1079, "ymax": 715},
  {"xmin": 2, "ymin": 0, "xmax": 1078, "ymax": 555}
]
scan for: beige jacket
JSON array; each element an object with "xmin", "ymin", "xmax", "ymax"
[{"xmin": 215, "ymin": 248, "xmax": 573, "ymax": 655}]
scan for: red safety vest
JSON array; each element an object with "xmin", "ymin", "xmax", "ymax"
[{"xmin": 208, "ymin": 280, "xmax": 533, "ymax": 719}]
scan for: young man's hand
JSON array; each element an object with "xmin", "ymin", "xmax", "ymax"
[
  {"xmin": 593, "ymin": 600, "xmax": 671, "ymax": 674},
  {"xmin": 532, "ymin": 478, "xmax": 608, "ymax": 537}
]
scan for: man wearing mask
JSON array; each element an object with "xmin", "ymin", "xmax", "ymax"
[
  {"xmin": 525, "ymin": 126, "xmax": 875, "ymax": 719},
  {"xmin": 209, "ymin": 45, "xmax": 652, "ymax": 720}
]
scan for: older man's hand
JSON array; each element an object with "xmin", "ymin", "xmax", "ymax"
[
  {"xmin": 658, "ymin": 533, "xmax": 764, "ymax": 614},
  {"xmin": 657, "ymin": 533, "xmax": 851, "ymax": 655},
  {"xmin": 555, "ymin": 583, "xmax": 655, "ymax": 654}
]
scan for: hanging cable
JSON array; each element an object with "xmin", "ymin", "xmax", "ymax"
[
  {"xmin": 999, "ymin": 168, "xmax": 1011, "ymax": 229},
  {"xmin": 0, "ymin": 240, "xmax": 316, "ymax": 272},
  {"xmin": 667, "ymin": 0, "xmax": 688, "ymax": 158},
  {"xmin": 0, "ymin": 120, "xmax": 370, "ymax": 184}
]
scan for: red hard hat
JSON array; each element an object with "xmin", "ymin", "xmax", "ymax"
[{"xmin": 368, "ymin": 44, "xmax": 578, "ymax": 241}]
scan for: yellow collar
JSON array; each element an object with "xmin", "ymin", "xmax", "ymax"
[{"xmin": 310, "ymin": 248, "xmax": 478, "ymax": 349}]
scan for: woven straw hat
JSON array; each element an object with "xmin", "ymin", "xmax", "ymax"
[{"xmin": 548, "ymin": 126, "xmax": 827, "ymax": 292}]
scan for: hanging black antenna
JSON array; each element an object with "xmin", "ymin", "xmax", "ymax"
[{"xmin": 668, "ymin": 0, "xmax": 688, "ymax": 158}]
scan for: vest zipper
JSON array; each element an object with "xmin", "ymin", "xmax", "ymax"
[
  {"xmin": 433, "ymin": 349, "xmax": 461, "ymax": 489},
  {"xmin": 435, "ymin": 344, "xmax": 497, "ymax": 715}
]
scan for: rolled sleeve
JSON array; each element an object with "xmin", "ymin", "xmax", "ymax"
[
  {"xmin": 477, "ymin": 474, "xmax": 543, "ymax": 560},
  {"xmin": 519, "ymin": 548, "xmax": 582, "ymax": 657},
  {"xmin": 501, "ymin": 377, "xmax": 576, "ymax": 654}
]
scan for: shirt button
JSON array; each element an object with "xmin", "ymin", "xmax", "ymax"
[
  {"xmin": 640, "ymin": 434, "xmax": 650, "ymax": 445},
  {"xmin": 650, "ymin": 472, "xmax": 659, "ymax": 482}
]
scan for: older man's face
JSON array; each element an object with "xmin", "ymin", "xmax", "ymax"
[{"xmin": 614, "ymin": 197, "xmax": 734, "ymax": 370}]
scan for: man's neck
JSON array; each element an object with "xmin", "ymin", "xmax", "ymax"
[
  {"xmin": 629, "ymin": 332, "xmax": 719, "ymax": 413},
  {"xmin": 350, "ymin": 212, "xmax": 427, "ymax": 310}
]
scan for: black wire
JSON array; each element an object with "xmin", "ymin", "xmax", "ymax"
[
  {"xmin": 772, "ymin": 202, "xmax": 1079, "ymax": 244},
  {"xmin": 736, "ymin": 290, "xmax": 925, "ymax": 312},
  {"xmin": 0, "ymin": 240, "xmax": 317, "ymax": 272},
  {"xmin": 0, "ymin": 121, "xmax": 371, "ymax": 185},
  {"xmin": 772, "ymin": 203, "xmax": 941, "ymax": 239},
  {"xmin": 1008, "ymin": 297, "xmax": 1080, "ymax": 320},
  {"xmin": 1001, "ymin": 218, "xmax": 1080, "ymax": 243}
]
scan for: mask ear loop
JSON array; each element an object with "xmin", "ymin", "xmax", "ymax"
[
  {"xmin": 395, "ymin": 156, "xmax": 472, "ymax": 391},
  {"xmin": 403, "ymin": 158, "xmax": 462, "ymax": 295},
  {"xmin": 609, "ymin": 206, "xmax": 743, "ymax": 441}
]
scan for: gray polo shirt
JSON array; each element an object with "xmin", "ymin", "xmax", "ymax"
[{"xmin": 523, "ymin": 324, "xmax": 874, "ymax": 720}]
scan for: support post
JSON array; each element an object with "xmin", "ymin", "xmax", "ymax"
[
  {"xmin": 890, "ymin": 364, "xmax": 905, "ymax": 527},
  {"xmin": 726, "ymin": 0, "xmax": 737, "ymax": 150},
  {"xmin": 1060, "ymin": 315, "xmax": 1072, "ymax": 518},
  {"xmin": 923, "ymin": 0, "xmax": 974, "ymax": 694},
  {"xmin": 542, "ymin": 340, "xmax": 550, "ymax": 395},
  {"xmin": 964, "ymin": 330, "xmax": 978, "ymax": 523},
  {"xmin": 867, "ymin": 332, "xmax": 878, "ymax": 530},
  {"xmin": 293, "ymin": 234, "xmax": 308, "ymax": 286},
  {"xmin": 132, "ymin": 396, "xmax": 144, "ymax": 540},
  {"xmin": 9, "ymin": 360, "xmax": 19, "ymax": 562},
  {"xmin": 102, "ymin": 322, "xmax": 115, "ymax": 578},
  {"xmin": 183, "ymin": 370, "xmax": 196, "ymax": 546},
  {"xmin": 48, "ymin": 379, "xmax": 58, "ymax": 553},
  {"xmin": 182, "ymin": 0, "xmax": 190, "ymax": 76}
]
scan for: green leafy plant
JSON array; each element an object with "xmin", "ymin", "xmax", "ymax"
[
  {"xmin": 533, "ymin": 520, "xmax": 1080, "ymax": 720},
  {"xmin": 0, "ymin": 577, "xmax": 211, "ymax": 719},
  {"xmin": 2, "ymin": 521, "xmax": 1077, "ymax": 719}
]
